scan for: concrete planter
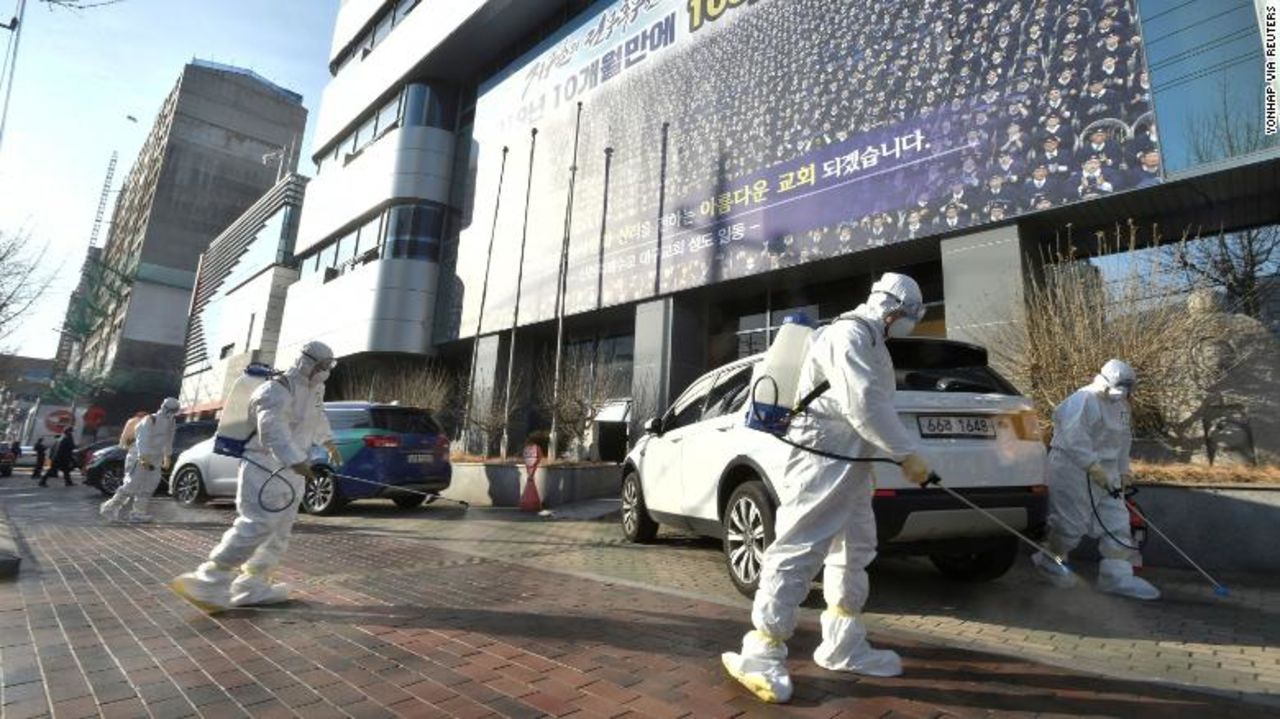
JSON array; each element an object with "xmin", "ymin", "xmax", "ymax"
[
  {"xmin": 1130, "ymin": 483, "xmax": 1280, "ymax": 574},
  {"xmin": 442, "ymin": 462, "xmax": 621, "ymax": 508}
]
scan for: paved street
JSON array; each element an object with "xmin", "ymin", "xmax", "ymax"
[{"xmin": 0, "ymin": 480, "xmax": 1276, "ymax": 718}]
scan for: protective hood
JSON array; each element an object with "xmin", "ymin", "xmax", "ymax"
[
  {"xmin": 158, "ymin": 397, "xmax": 180, "ymax": 416},
  {"xmin": 866, "ymin": 272, "xmax": 925, "ymax": 337},
  {"xmin": 293, "ymin": 341, "xmax": 336, "ymax": 387},
  {"xmin": 1096, "ymin": 359, "xmax": 1136, "ymax": 400}
]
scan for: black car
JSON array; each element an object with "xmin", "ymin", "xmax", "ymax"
[{"xmin": 86, "ymin": 421, "xmax": 218, "ymax": 496}]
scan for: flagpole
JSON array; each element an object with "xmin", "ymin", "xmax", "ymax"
[
  {"xmin": 500, "ymin": 128, "xmax": 538, "ymax": 458},
  {"xmin": 461, "ymin": 146, "xmax": 509, "ymax": 453},
  {"xmin": 652, "ymin": 122, "xmax": 670, "ymax": 297},
  {"xmin": 549, "ymin": 102, "xmax": 584, "ymax": 461},
  {"xmin": 597, "ymin": 146, "xmax": 613, "ymax": 310}
]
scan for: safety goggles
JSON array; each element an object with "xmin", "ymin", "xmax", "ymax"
[
  {"xmin": 883, "ymin": 291, "xmax": 928, "ymax": 322},
  {"xmin": 303, "ymin": 352, "xmax": 338, "ymax": 372}
]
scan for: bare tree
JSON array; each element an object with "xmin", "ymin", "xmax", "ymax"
[
  {"xmin": 1168, "ymin": 82, "xmax": 1280, "ymax": 320},
  {"xmin": 328, "ymin": 359, "xmax": 456, "ymax": 416},
  {"xmin": 534, "ymin": 351, "xmax": 627, "ymax": 460},
  {"xmin": 464, "ymin": 371, "xmax": 524, "ymax": 458},
  {"xmin": 39, "ymin": 1, "xmax": 128, "ymax": 10},
  {"xmin": 980, "ymin": 223, "xmax": 1235, "ymax": 442},
  {"xmin": 0, "ymin": 230, "xmax": 53, "ymax": 345}
]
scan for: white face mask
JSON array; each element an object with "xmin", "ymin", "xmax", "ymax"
[
  {"xmin": 887, "ymin": 317, "xmax": 917, "ymax": 338},
  {"xmin": 1106, "ymin": 387, "xmax": 1129, "ymax": 401}
]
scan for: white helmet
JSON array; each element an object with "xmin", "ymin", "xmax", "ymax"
[
  {"xmin": 159, "ymin": 397, "xmax": 180, "ymax": 416},
  {"xmin": 295, "ymin": 340, "xmax": 336, "ymax": 386},
  {"xmin": 869, "ymin": 272, "xmax": 926, "ymax": 336},
  {"xmin": 1097, "ymin": 359, "xmax": 1136, "ymax": 399}
]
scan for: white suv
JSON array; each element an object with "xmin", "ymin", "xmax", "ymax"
[{"xmin": 621, "ymin": 337, "xmax": 1048, "ymax": 595}]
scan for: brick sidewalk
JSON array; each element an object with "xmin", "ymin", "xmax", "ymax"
[{"xmin": 0, "ymin": 485, "xmax": 1271, "ymax": 718}]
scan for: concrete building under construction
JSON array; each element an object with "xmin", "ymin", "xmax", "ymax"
[{"xmin": 69, "ymin": 60, "xmax": 307, "ymax": 424}]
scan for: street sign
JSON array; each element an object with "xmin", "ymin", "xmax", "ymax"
[{"xmin": 45, "ymin": 410, "xmax": 74, "ymax": 434}]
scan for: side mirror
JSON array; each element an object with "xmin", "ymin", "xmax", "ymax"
[{"xmin": 644, "ymin": 417, "xmax": 663, "ymax": 436}]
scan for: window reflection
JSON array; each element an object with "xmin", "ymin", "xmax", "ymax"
[{"xmin": 1139, "ymin": 0, "xmax": 1279, "ymax": 173}]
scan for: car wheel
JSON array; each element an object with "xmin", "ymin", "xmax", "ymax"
[
  {"xmin": 724, "ymin": 480, "xmax": 776, "ymax": 598},
  {"xmin": 929, "ymin": 537, "xmax": 1019, "ymax": 582},
  {"xmin": 170, "ymin": 466, "xmax": 208, "ymax": 507},
  {"xmin": 99, "ymin": 462, "xmax": 125, "ymax": 497},
  {"xmin": 302, "ymin": 468, "xmax": 343, "ymax": 515},
  {"xmin": 620, "ymin": 470, "xmax": 658, "ymax": 543},
  {"xmin": 393, "ymin": 494, "xmax": 426, "ymax": 510}
]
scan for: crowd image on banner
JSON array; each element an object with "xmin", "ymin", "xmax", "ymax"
[{"xmin": 449, "ymin": 0, "xmax": 1160, "ymax": 338}]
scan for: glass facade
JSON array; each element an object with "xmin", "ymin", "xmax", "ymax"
[
  {"xmin": 300, "ymin": 199, "xmax": 449, "ymax": 283},
  {"xmin": 1139, "ymin": 0, "xmax": 1280, "ymax": 173},
  {"xmin": 315, "ymin": 82, "xmax": 458, "ymax": 175},
  {"xmin": 564, "ymin": 335, "xmax": 635, "ymax": 390}
]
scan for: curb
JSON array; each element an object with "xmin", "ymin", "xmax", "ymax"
[{"xmin": 0, "ymin": 502, "xmax": 20, "ymax": 579}]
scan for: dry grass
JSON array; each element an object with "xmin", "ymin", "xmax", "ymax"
[{"xmin": 1132, "ymin": 460, "xmax": 1280, "ymax": 487}]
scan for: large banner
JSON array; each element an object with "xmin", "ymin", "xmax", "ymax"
[{"xmin": 445, "ymin": 0, "xmax": 1161, "ymax": 339}]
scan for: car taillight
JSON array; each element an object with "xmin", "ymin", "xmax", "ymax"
[
  {"xmin": 873, "ymin": 489, "xmax": 897, "ymax": 497},
  {"xmin": 1013, "ymin": 410, "xmax": 1042, "ymax": 441},
  {"xmin": 363, "ymin": 435, "xmax": 401, "ymax": 448},
  {"xmin": 1030, "ymin": 484, "xmax": 1048, "ymax": 495},
  {"xmin": 435, "ymin": 435, "xmax": 449, "ymax": 457}
]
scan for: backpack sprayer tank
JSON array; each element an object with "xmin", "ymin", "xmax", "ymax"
[
  {"xmin": 745, "ymin": 314, "xmax": 816, "ymax": 435},
  {"xmin": 214, "ymin": 363, "xmax": 277, "ymax": 458}
]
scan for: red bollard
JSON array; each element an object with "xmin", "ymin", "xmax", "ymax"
[{"xmin": 520, "ymin": 444, "xmax": 543, "ymax": 512}]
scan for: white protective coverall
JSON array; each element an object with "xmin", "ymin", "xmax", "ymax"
[
  {"xmin": 1032, "ymin": 359, "xmax": 1159, "ymax": 600},
  {"xmin": 723, "ymin": 273, "xmax": 930, "ymax": 703},
  {"xmin": 171, "ymin": 342, "xmax": 337, "ymax": 610},
  {"xmin": 100, "ymin": 398, "xmax": 178, "ymax": 522}
]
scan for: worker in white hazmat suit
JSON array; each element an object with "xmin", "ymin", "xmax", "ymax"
[
  {"xmin": 100, "ymin": 398, "xmax": 180, "ymax": 522},
  {"xmin": 171, "ymin": 341, "xmax": 341, "ymax": 611},
  {"xmin": 723, "ymin": 273, "xmax": 933, "ymax": 704},
  {"xmin": 1031, "ymin": 359, "xmax": 1159, "ymax": 600}
]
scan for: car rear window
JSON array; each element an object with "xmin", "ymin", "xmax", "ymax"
[
  {"xmin": 174, "ymin": 423, "xmax": 217, "ymax": 452},
  {"xmin": 369, "ymin": 408, "xmax": 442, "ymax": 435},
  {"xmin": 885, "ymin": 338, "xmax": 1020, "ymax": 395},
  {"xmin": 895, "ymin": 367, "xmax": 1018, "ymax": 395}
]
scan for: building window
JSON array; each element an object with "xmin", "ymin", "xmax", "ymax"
[
  {"xmin": 404, "ymin": 83, "xmax": 457, "ymax": 131},
  {"xmin": 219, "ymin": 343, "xmax": 235, "ymax": 359},
  {"xmin": 1138, "ymin": 0, "xmax": 1279, "ymax": 173},
  {"xmin": 375, "ymin": 94, "xmax": 401, "ymax": 137},
  {"xmin": 316, "ymin": 82, "xmax": 458, "ymax": 175},
  {"xmin": 384, "ymin": 202, "xmax": 444, "ymax": 261},
  {"xmin": 330, "ymin": 0, "xmax": 423, "ymax": 75}
]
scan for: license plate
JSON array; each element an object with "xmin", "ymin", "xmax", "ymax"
[
  {"xmin": 917, "ymin": 415, "xmax": 996, "ymax": 438},
  {"xmin": 407, "ymin": 453, "xmax": 432, "ymax": 464}
]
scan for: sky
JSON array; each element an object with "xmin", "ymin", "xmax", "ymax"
[{"xmin": 0, "ymin": 0, "xmax": 338, "ymax": 360}]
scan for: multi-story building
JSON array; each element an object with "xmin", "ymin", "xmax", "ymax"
[
  {"xmin": 76, "ymin": 60, "xmax": 308, "ymax": 419},
  {"xmin": 51, "ymin": 246, "xmax": 103, "ymax": 379},
  {"xmin": 180, "ymin": 174, "xmax": 308, "ymax": 418},
  {"xmin": 283, "ymin": 0, "xmax": 1280, "ymax": 446}
]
